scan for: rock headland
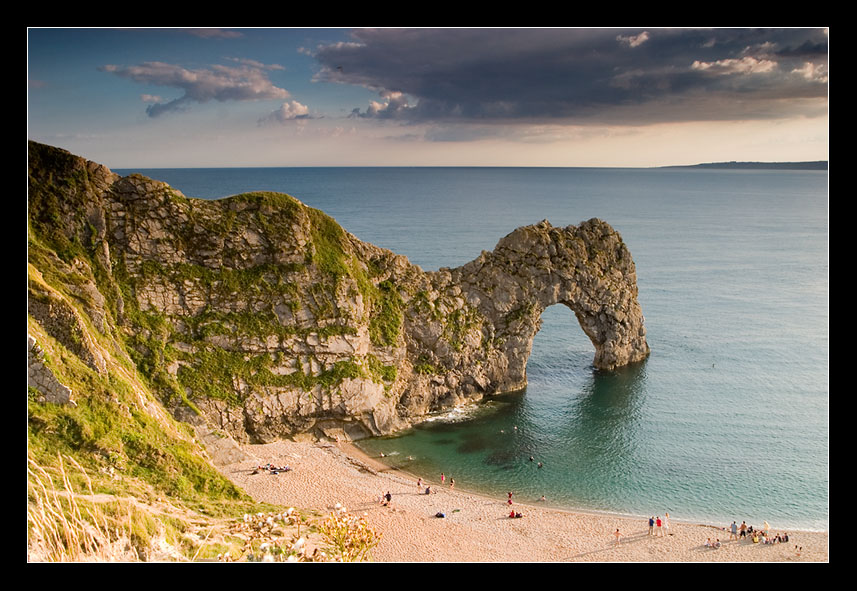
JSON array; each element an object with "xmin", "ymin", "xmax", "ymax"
[{"xmin": 27, "ymin": 141, "xmax": 649, "ymax": 444}]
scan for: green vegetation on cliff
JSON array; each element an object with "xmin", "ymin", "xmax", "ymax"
[
  {"xmin": 27, "ymin": 142, "xmax": 391, "ymax": 561},
  {"xmin": 304, "ymin": 207, "xmax": 404, "ymax": 348},
  {"xmin": 25, "ymin": 146, "xmax": 266, "ymax": 550},
  {"xmin": 26, "ymin": 140, "xmax": 403, "ymax": 494},
  {"xmin": 368, "ymin": 279, "xmax": 404, "ymax": 347}
]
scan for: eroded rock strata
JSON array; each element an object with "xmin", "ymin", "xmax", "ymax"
[{"xmin": 27, "ymin": 141, "xmax": 649, "ymax": 443}]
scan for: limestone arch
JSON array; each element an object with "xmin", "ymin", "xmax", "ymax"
[{"xmin": 439, "ymin": 219, "xmax": 650, "ymax": 398}]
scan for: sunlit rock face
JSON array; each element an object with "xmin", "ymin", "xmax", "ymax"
[
  {"xmin": 399, "ymin": 218, "xmax": 651, "ymax": 421},
  {"xmin": 28, "ymin": 141, "xmax": 649, "ymax": 443}
]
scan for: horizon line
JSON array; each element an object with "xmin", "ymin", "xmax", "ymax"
[{"xmin": 111, "ymin": 160, "xmax": 829, "ymax": 171}]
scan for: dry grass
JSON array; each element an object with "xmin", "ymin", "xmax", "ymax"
[
  {"xmin": 215, "ymin": 505, "xmax": 382, "ymax": 562},
  {"xmin": 27, "ymin": 454, "xmax": 139, "ymax": 562},
  {"xmin": 27, "ymin": 454, "xmax": 383, "ymax": 563}
]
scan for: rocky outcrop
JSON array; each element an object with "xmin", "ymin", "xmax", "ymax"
[
  {"xmin": 27, "ymin": 141, "xmax": 649, "ymax": 443},
  {"xmin": 28, "ymin": 334, "xmax": 75, "ymax": 405}
]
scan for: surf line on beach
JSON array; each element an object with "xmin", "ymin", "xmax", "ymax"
[{"xmin": 342, "ymin": 439, "xmax": 827, "ymax": 539}]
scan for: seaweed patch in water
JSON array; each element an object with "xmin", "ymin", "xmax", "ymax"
[
  {"xmin": 456, "ymin": 436, "xmax": 490, "ymax": 454},
  {"xmin": 484, "ymin": 449, "xmax": 519, "ymax": 467}
]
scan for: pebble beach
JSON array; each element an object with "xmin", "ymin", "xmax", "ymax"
[{"xmin": 217, "ymin": 439, "xmax": 828, "ymax": 563}]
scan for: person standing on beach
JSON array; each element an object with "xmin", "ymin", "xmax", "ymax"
[
  {"xmin": 648, "ymin": 516, "xmax": 655, "ymax": 535},
  {"xmin": 441, "ymin": 473, "xmax": 445, "ymax": 484},
  {"xmin": 664, "ymin": 512, "xmax": 670, "ymax": 535},
  {"xmin": 739, "ymin": 521, "xmax": 747, "ymax": 539},
  {"xmin": 730, "ymin": 521, "xmax": 738, "ymax": 540},
  {"xmin": 450, "ymin": 478, "xmax": 455, "ymax": 489},
  {"xmin": 614, "ymin": 529, "xmax": 622, "ymax": 544},
  {"xmin": 656, "ymin": 516, "xmax": 662, "ymax": 536}
]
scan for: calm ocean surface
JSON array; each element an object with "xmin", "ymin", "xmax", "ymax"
[{"xmin": 115, "ymin": 166, "xmax": 829, "ymax": 532}]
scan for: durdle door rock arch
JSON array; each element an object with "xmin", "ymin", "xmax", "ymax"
[
  {"xmin": 27, "ymin": 141, "xmax": 650, "ymax": 445},
  {"xmin": 398, "ymin": 219, "xmax": 651, "ymax": 419},
  {"xmin": 460, "ymin": 219, "xmax": 649, "ymax": 377}
]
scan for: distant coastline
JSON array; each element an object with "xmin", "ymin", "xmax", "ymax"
[{"xmin": 660, "ymin": 161, "xmax": 827, "ymax": 171}]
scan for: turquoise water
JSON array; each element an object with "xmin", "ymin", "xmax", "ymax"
[{"xmin": 116, "ymin": 166, "xmax": 829, "ymax": 531}]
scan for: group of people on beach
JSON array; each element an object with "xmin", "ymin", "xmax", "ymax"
[
  {"xmin": 702, "ymin": 521, "xmax": 799, "ymax": 553},
  {"xmin": 416, "ymin": 478, "xmax": 438, "ymax": 496},
  {"xmin": 612, "ymin": 512, "xmax": 671, "ymax": 545},
  {"xmin": 727, "ymin": 520, "xmax": 790, "ymax": 546},
  {"xmin": 506, "ymin": 491, "xmax": 524, "ymax": 518},
  {"xmin": 379, "ymin": 473, "xmax": 455, "ymax": 508},
  {"xmin": 251, "ymin": 462, "xmax": 291, "ymax": 475},
  {"xmin": 647, "ymin": 514, "xmax": 670, "ymax": 536}
]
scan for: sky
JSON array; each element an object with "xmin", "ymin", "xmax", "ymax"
[{"xmin": 27, "ymin": 27, "xmax": 829, "ymax": 168}]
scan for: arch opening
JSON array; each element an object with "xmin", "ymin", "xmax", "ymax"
[{"xmin": 524, "ymin": 303, "xmax": 599, "ymax": 388}]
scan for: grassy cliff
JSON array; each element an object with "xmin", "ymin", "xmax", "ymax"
[{"xmin": 27, "ymin": 141, "xmax": 384, "ymax": 561}]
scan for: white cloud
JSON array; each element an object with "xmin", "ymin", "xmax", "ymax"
[
  {"xmin": 349, "ymin": 90, "xmax": 414, "ymax": 119},
  {"xmin": 259, "ymin": 100, "xmax": 313, "ymax": 125},
  {"xmin": 691, "ymin": 56, "xmax": 777, "ymax": 75},
  {"xmin": 617, "ymin": 31, "xmax": 650, "ymax": 48},
  {"xmin": 100, "ymin": 61, "xmax": 290, "ymax": 117},
  {"xmin": 226, "ymin": 57, "xmax": 285, "ymax": 71},
  {"xmin": 792, "ymin": 61, "xmax": 828, "ymax": 83}
]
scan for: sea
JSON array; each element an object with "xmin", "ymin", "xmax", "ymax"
[{"xmin": 114, "ymin": 165, "xmax": 829, "ymax": 532}]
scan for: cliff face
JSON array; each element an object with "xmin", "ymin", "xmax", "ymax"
[{"xmin": 27, "ymin": 141, "xmax": 649, "ymax": 444}]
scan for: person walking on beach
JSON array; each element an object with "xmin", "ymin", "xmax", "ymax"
[
  {"xmin": 441, "ymin": 473, "xmax": 445, "ymax": 484},
  {"xmin": 664, "ymin": 512, "xmax": 670, "ymax": 535},
  {"xmin": 450, "ymin": 478, "xmax": 455, "ymax": 489},
  {"xmin": 614, "ymin": 529, "xmax": 622, "ymax": 544},
  {"xmin": 656, "ymin": 516, "xmax": 663, "ymax": 536}
]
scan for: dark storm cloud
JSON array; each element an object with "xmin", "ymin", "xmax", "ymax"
[{"xmin": 313, "ymin": 28, "xmax": 828, "ymax": 125}]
